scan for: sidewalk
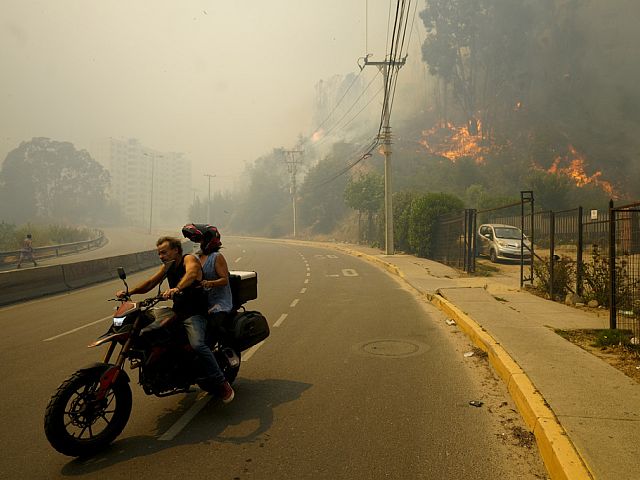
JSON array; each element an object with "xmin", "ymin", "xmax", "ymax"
[{"xmin": 334, "ymin": 244, "xmax": 640, "ymax": 480}]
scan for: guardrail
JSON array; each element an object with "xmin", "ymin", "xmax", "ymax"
[{"xmin": 0, "ymin": 231, "xmax": 107, "ymax": 267}]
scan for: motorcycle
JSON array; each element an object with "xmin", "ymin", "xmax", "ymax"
[{"xmin": 44, "ymin": 267, "xmax": 269, "ymax": 457}]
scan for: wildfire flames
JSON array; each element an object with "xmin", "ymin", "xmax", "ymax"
[
  {"xmin": 419, "ymin": 122, "xmax": 489, "ymax": 165},
  {"xmin": 546, "ymin": 144, "xmax": 616, "ymax": 197}
]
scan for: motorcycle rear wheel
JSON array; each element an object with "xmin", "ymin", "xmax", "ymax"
[{"xmin": 44, "ymin": 368, "xmax": 132, "ymax": 457}]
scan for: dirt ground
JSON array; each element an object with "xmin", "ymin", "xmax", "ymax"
[{"xmin": 555, "ymin": 329, "xmax": 640, "ymax": 384}]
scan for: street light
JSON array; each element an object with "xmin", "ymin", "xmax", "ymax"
[
  {"xmin": 144, "ymin": 152, "xmax": 162, "ymax": 234},
  {"xmin": 204, "ymin": 173, "xmax": 216, "ymax": 224}
]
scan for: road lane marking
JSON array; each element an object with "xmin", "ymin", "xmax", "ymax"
[
  {"xmin": 342, "ymin": 269, "xmax": 359, "ymax": 277},
  {"xmin": 158, "ymin": 392, "xmax": 212, "ymax": 441},
  {"xmin": 300, "ymin": 288, "xmax": 307, "ymax": 294},
  {"xmin": 304, "ymin": 279, "xmax": 309, "ymax": 284},
  {"xmin": 306, "ymin": 272, "xmax": 310, "ymax": 277},
  {"xmin": 242, "ymin": 340, "xmax": 265, "ymax": 361},
  {"xmin": 234, "ymin": 257, "xmax": 242, "ymax": 263},
  {"xmin": 274, "ymin": 313, "xmax": 288, "ymax": 327},
  {"xmin": 306, "ymin": 267, "xmax": 310, "ymax": 271},
  {"xmin": 43, "ymin": 315, "xmax": 112, "ymax": 342},
  {"xmin": 290, "ymin": 299, "xmax": 299, "ymax": 308}
]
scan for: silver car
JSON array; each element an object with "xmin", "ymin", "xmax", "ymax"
[{"xmin": 477, "ymin": 224, "xmax": 531, "ymax": 262}]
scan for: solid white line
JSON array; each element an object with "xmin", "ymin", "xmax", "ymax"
[
  {"xmin": 235, "ymin": 257, "xmax": 242, "ymax": 263},
  {"xmin": 158, "ymin": 392, "xmax": 212, "ymax": 441},
  {"xmin": 43, "ymin": 315, "xmax": 112, "ymax": 342},
  {"xmin": 242, "ymin": 340, "xmax": 265, "ymax": 361},
  {"xmin": 290, "ymin": 299, "xmax": 299, "ymax": 308},
  {"xmin": 300, "ymin": 288, "xmax": 307, "ymax": 294},
  {"xmin": 274, "ymin": 313, "xmax": 288, "ymax": 327}
]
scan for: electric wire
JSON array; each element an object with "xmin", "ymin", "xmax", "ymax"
[{"xmin": 311, "ymin": 69, "xmax": 364, "ymax": 136}]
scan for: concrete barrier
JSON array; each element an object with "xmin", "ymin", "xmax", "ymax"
[
  {"xmin": 0, "ymin": 248, "xmax": 170, "ymax": 307},
  {"xmin": 62, "ymin": 258, "xmax": 114, "ymax": 289},
  {"xmin": 0, "ymin": 265, "xmax": 69, "ymax": 306}
]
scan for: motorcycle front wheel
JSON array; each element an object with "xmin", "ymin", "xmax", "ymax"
[{"xmin": 44, "ymin": 368, "xmax": 132, "ymax": 457}]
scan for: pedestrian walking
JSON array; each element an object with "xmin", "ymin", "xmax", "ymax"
[{"xmin": 17, "ymin": 233, "xmax": 38, "ymax": 268}]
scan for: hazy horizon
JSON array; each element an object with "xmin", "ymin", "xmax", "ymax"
[{"xmin": 1, "ymin": 1, "xmax": 426, "ymax": 196}]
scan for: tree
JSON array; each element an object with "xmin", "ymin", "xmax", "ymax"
[
  {"xmin": 230, "ymin": 149, "xmax": 290, "ymax": 236},
  {"xmin": 344, "ymin": 172, "xmax": 384, "ymax": 242},
  {"xmin": 420, "ymin": 0, "xmax": 534, "ymax": 137},
  {"xmin": 408, "ymin": 192, "xmax": 464, "ymax": 258},
  {"xmin": 297, "ymin": 143, "xmax": 356, "ymax": 234},
  {"xmin": 0, "ymin": 137, "xmax": 110, "ymax": 224}
]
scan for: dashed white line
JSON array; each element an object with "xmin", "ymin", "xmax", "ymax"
[
  {"xmin": 158, "ymin": 392, "xmax": 212, "ymax": 441},
  {"xmin": 306, "ymin": 272, "xmax": 310, "ymax": 277},
  {"xmin": 235, "ymin": 257, "xmax": 242, "ymax": 263},
  {"xmin": 304, "ymin": 279, "xmax": 309, "ymax": 284},
  {"xmin": 274, "ymin": 313, "xmax": 288, "ymax": 327},
  {"xmin": 43, "ymin": 315, "xmax": 112, "ymax": 342},
  {"xmin": 242, "ymin": 340, "xmax": 265, "ymax": 361},
  {"xmin": 290, "ymin": 299, "xmax": 299, "ymax": 308},
  {"xmin": 300, "ymin": 288, "xmax": 307, "ymax": 294}
]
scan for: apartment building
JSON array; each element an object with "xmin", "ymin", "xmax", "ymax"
[{"xmin": 90, "ymin": 138, "xmax": 191, "ymax": 228}]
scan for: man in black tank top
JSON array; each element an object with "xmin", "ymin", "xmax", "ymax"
[{"xmin": 115, "ymin": 236, "xmax": 234, "ymax": 403}]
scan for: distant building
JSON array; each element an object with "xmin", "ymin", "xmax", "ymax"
[{"xmin": 89, "ymin": 138, "xmax": 191, "ymax": 228}]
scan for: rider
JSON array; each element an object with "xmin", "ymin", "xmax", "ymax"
[
  {"xmin": 115, "ymin": 235, "xmax": 234, "ymax": 403},
  {"xmin": 182, "ymin": 224, "xmax": 233, "ymax": 320}
]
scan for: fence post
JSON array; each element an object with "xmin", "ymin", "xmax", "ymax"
[
  {"xmin": 609, "ymin": 199, "xmax": 616, "ymax": 329},
  {"xmin": 549, "ymin": 211, "xmax": 555, "ymax": 300},
  {"xmin": 577, "ymin": 206, "xmax": 583, "ymax": 296}
]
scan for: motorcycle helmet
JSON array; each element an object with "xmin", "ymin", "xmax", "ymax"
[{"xmin": 181, "ymin": 223, "xmax": 222, "ymax": 254}]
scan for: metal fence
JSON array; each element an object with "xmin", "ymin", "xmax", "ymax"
[
  {"xmin": 431, "ymin": 209, "xmax": 476, "ymax": 272},
  {"xmin": 610, "ymin": 204, "xmax": 640, "ymax": 335},
  {"xmin": 432, "ymin": 195, "xmax": 640, "ymax": 333},
  {"xmin": 0, "ymin": 231, "xmax": 106, "ymax": 267}
]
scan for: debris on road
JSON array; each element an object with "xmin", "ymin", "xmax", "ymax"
[
  {"xmin": 445, "ymin": 319, "xmax": 456, "ymax": 326},
  {"xmin": 469, "ymin": 400, "xmax": 483, "ymax": 407}
]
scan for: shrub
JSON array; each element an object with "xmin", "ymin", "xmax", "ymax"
[
  {"xmin": 533, "ymin": 255, "xmax": 575, "ymax": 300},
  {"xmin": 407, "ymin": 192, "xmax": 464, "ymax": 258}
]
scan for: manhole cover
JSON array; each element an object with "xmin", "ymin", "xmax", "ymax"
[{"xmin": 358, "ymin": 340, "xmax": 424, "ymax": 358}]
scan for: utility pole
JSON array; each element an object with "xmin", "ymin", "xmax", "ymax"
[
  {"xmin": 283, "ymin": 149, "xmax": 303, "ymax": 237},
  {"xmin": 204, "ymin": 173, "xmax": 216, "ymax": 224},
  {"xmin": 149, "ymin": 156, "xmax": 155, "ymax": 234},
  {"xmin": 363, "ymin": 55, "xmax": 405, "ymax": 255}
]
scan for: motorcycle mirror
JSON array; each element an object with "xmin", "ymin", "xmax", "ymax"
[{"xmin": 117, "ymin": 267, "xmax": 127, "ymax": 280}]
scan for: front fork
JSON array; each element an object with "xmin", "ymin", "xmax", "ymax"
[{"xmin": 96, "ymin": 317, "xmax": 142, "ymax": 401}]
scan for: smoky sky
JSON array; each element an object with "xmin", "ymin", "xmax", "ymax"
[{"xmin": 1, "ymin": 1, "xmax": 427, "ymax": 195}]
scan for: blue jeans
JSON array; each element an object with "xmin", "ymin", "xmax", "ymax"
[{"xmin": 183, "ymin": 314, "xmax": 226, "ymax": 385}]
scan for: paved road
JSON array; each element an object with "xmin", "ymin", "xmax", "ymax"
[{"xmin": 0, "ymin": 238, "xmax": 546, "ymax": 479}]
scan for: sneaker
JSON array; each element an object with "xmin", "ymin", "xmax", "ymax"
[{"xmin": 216, "ymin": 381, "xmax": 235, "ymax": 404}]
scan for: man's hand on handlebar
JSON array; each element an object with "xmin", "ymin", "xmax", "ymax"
[
  {"xmin": 161, "ymin": 287, "xmax": 181, "ymax": 300},
  {"xmin": 115, "ymin": 290, "xmax": 128, "ymax": 299}
]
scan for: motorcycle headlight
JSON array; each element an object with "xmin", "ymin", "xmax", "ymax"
[{"xmin": 113, "ymin": 316, "xmax": 126, "ymax": 327}]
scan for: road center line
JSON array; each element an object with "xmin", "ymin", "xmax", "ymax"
[
  {"xmin": 43, "ymin": 315, "xmax": 112, "ymax": 342},
  {"xmin": 242, "ymin": 340, "xmax": 265, "ymax": 361},
  {"xmin": 158, "ymin": 392, "xmax": 212, "ymax": 441},
  {"xmin": 274, "ymin": 313, "xmax": 288, "ymax": 327},
  {"xmin": 304, "ymin": 279, "xmax": 309, "ymax": 284},
  {"xmin": 290, "ymin": 299, "xmax": 299, "ymax": 307},
  {"xmin": 300, "ymin": 288, "xmax": 307, "ymax": 294},
  {"xmin": 234, "ymin": 257, "xmax": 242, "ymax": 263}
]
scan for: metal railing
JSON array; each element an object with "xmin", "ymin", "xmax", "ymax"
[{"xmin": 0, "ymin": 231, "xmax": 106, "ymax": 267}]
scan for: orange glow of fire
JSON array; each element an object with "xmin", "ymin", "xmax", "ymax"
[
  {"xmin": 311, "ymin": 129, "xmax": 324, "ymax": 142},
  {"xmin": 419, "ymin": 122, "xmax": 488, "ymax": 165},
  {"xmin": 547, "ymin": 145, "xmax": 615, "ymax": 197}
]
